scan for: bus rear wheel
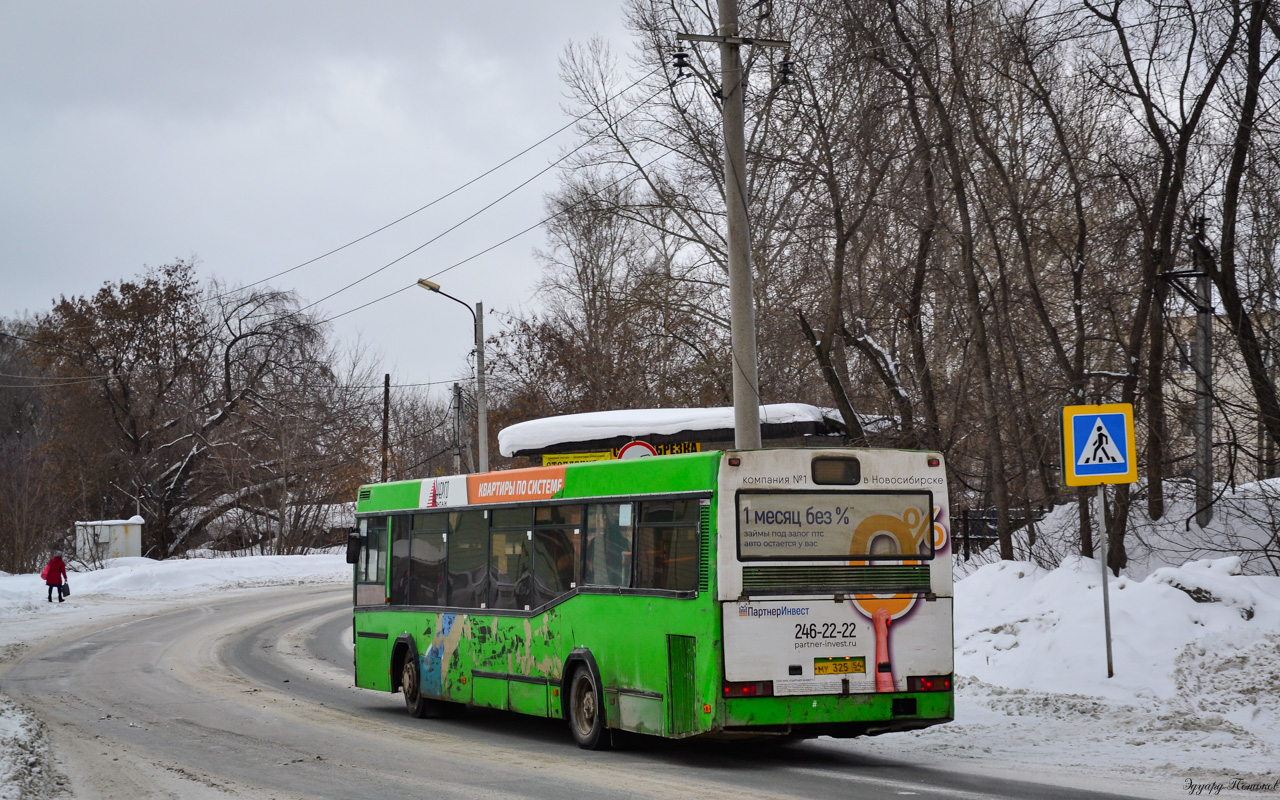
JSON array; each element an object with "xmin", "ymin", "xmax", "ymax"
[
  {"xmin": 401, "ymin": 655, "xmax": 430, "ymax": 718},
  {"xmin": 568, "ymin": 665, "xmax": 610, "ymax": 750}
]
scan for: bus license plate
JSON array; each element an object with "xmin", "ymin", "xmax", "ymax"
[{"xmin": 814, "ymin": 657, "xmax": 865, "ymax": 676}]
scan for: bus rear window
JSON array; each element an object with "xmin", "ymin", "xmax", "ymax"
[
  {"xmin": 737, "ymin": 491, "xmax": 934, "ymax": 561},
  {"xmin": 813, "ymin": 457, "xmax": 861, "ymax": 485}
]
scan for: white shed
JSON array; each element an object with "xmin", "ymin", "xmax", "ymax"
[{"xmin": 75, "ymin": 515, "xmax": 144, "ymax": 562}]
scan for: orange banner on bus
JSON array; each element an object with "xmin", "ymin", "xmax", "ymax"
[{"xmin": 467, "ymin": 466, "xmax": 567, "ymax": 504}]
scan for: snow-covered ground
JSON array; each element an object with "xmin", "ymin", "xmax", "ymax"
[
  {"xmin": 850, "ymin": 555, "xmax": 1280, "ymax": 798},
  {"xmin": 0, "ymin": 553, "xmax": 350, "ymax": 800},
  {"xmin": 1, "ymin": 546, "xmax": 1278, "ymax": 798}
]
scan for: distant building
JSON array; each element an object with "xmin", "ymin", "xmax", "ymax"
[
  {"xmin": 75, "ymin": 516, "xmax": 144, "ymax": 563},
  {"xmin": 1169, "ymin": 313, "xmax": 1279, "ymax": 483}
]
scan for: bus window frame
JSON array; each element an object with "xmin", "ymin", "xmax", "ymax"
[{"xmin": 633, "ymin": 498, "xmax": 701, "ymax": 591}]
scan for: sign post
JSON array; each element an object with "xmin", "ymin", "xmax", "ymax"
[{"xmin": 1061, "ymin": 403, "xmax": 1137, "ymax": 679}]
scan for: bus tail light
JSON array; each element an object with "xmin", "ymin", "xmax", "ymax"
[
  {"xmin": 722, "ymin": 680, "xmax": 773, "ymax": 697},
  {"xmin": 907, "ymin": 674, "xmax": 952, "ymax": 692}
]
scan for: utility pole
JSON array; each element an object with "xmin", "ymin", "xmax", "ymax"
[
  {"xmin": 453, "ymin": 382, "xmax": 463, "ymax": 475},
  {"xmin": 1164, "ymin": 220, "xmax": 1215, "ymax": 526},
  {"xmin": 679, "ymin": 3, "xmax": 788, "ymax": 450},
  {"xmin": 381, "ymin": 373, "xmax": 390, "ymax": 483},
  {"xmin": 474, "ymin": 301, "xmax": 488, "ymax": 473},
  {"xmin": 1192, "ymin": 218, "xmax": 1214, "ymax": 527}
]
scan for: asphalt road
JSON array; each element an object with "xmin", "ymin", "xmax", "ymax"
[{"xmin": 4, "ymin": 586, "xmax": 1139, "ymax": 800}]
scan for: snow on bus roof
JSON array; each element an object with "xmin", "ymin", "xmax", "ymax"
[{"xmin": 498, "ymin": 403, "xmax": 843, "ymax": 457}]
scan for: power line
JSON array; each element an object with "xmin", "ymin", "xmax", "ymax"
[
  {"xmin": 220, "ymin": 67, "xmax": 664, "ymax": 300},
  {"xmin": 291, "ymin": 81, "xmax": 676, "ymax": 319},
  {"xmin": 301, "ymin": 152, "xmax": 676, "ymax": 327},
  {"xmin": 392, "ymin": 444, "xmax": 455, "ymax": 481}
]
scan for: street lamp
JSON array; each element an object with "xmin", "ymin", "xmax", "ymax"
[{"xmin": 418, "ymin": 278, "xmax": 488, "ymax": 473}]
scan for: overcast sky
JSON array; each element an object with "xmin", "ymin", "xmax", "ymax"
[{"xmin": 1, "ymin": 1, "xmax": 634, "ymax": 400}]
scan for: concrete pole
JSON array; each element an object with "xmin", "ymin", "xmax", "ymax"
[
  {"xmin": 1194, "ymin": 218, "xmax": 1213, "ymax": 526},
  {"xmin": 380, "ymin": 373, "xmax": 390, "ymax": 483},
  {"xmin": 453, "ymin": 382, "xmax": 462, "ymax": 475},
  {"xmin": 474, "ymin": 301, "xmax": 489, "ymax": 473},
  {"xmin": 718, "ymin": 0, "xmax": 762, "ymax": 450}
]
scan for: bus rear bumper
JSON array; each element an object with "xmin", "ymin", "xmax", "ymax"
[{"xmin": 721, "ymin": 690, "xmax": 953, "ymax": 737}]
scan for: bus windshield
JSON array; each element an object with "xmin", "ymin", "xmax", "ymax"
[{"xmin": 736, "ymin": 491, "xmax": 934, "ymax": 560}]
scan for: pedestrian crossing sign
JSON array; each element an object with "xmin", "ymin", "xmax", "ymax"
[{"xmin": 1061, "ymin": 403, "xmax": 1138, "ymax": 486}]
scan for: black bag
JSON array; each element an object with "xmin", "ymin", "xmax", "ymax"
[{"xmin": 60, "ymin": 582, "xmax": 70, "ymax": 598}]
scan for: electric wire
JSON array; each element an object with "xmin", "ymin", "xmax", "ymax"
[
  {"xmin": 220, "ymin": 66, "xmax": 664, "ymax": 299},
  {"xmin": 290, "ymin": 80, "xmax": 675, "ymax": 319}
]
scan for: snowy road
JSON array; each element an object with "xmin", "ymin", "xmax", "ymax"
[{"xmin": 3, "ymin": 585, "xmax": 1140, "ymax": 800}]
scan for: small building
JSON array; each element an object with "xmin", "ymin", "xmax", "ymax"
[{"xmin": 75, "ymin": 516, "xmax": 144, "ymax": 562}]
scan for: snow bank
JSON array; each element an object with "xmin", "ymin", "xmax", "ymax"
[
  {"xmin": 956, "ymin": 556, "xmax": 1280, "ymax": 701},
  {"xmin": 849, "ymin": 555, "xmax": 1280, "ymax": 791},
  {"xmin": 0, "ymin": 554, "xmax": 349, "ymax": 618},
  {"xmin": 0, "ymin": 698, "xmax": 59, "ymax": 800}
]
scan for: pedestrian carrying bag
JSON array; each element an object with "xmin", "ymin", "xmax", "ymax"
[{"xmin": 61, "ymin": 582, "xmax": 70, "ymax": 598}]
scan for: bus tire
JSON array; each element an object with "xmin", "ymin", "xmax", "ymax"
[
  {"xmin": 401, "ymin": 654, "xmax": 431, "ymax": 719},
  {"xmin": 568, "ymin": 665, "xmax": 610, "ymax": 750}
]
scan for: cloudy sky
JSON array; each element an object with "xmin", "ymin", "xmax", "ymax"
[{"xmin": 1, "ymin": 1, "xmax": 635, "ymax": 398}]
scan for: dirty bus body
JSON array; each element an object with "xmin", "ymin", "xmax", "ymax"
[{"xmin": 349, "ymin": 448, "xmax": 953, "ymax": 748}]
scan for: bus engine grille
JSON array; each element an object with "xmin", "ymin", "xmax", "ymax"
[{"xmin": 740, "ymin": 565, "xmax": 932, "ymax": 596}]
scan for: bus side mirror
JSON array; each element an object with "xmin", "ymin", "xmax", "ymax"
[{"xmin": 346, "ymin": 531, "xmax": 362, "ymax": 565}]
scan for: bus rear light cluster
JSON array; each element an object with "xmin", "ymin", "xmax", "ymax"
[
  {"xmin": 723, "ymin": 680, "xmax": 773, "ymax": 697},
  {"xmin": 907, "ymin": 674, "xmax": 952, "ymax": 692}
]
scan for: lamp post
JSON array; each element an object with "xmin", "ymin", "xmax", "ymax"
[{"xmin": 418, "ymin": 279, "xmax": 488, "ymax": 473}]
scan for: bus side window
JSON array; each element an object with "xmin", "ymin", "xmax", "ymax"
[
  {"xmin": 489, "ymin": 523, "xmax": 533, "ymax": 611},
  {"xmin": 408, "ymin": 513, "xmax": 447, "ymax": 606},
  {"xmin": 532, "ymin": 504, "xmax": 582, "ymax": 607},
  {"xmin": 448, "ymin": 511, "xmax": 488, "ymax": 608},
  {"xmin": 360, "ymin": 517, "xmax": 388, "ymax": 584},
  {"xmin": 389, "ymin": 515, "xmax": 412, "ymax": 605},
  {"xmin": 635, "ymin": 500, "xmax": 699, "ymax": 591},
  {"xmin": 583, "ymin": 503, "xmax": 633, "ymax": 587}
]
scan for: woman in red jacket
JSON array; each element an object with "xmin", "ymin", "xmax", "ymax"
[{"xmin": 42, "ymin": 552, "xmax": 67, "ymax": 603}]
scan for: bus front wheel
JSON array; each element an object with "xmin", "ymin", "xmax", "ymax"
[
  {"xmin": 568, "ymin": 665, "xmax": 610, "ymax": 750},
  {"xmin": 401, "ymin": 655, "xmax": 430, "ymax": 718}
]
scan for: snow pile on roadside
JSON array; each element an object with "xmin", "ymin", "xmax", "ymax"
[
  {"xmin": 0, "ymin": 696, "xmax": 64, "ymax": 800},
  {"xmin": 852, "ymin": 555, "xmax": 1280, "ymax": 791},
  {"xmin": 0, "ymin": 554, "xmax": 349, "ymax": 616}
]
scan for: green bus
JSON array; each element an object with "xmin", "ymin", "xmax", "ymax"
[{"xmin": 349, "ymin": 448, "xmax": 953, "ymax": 748}]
